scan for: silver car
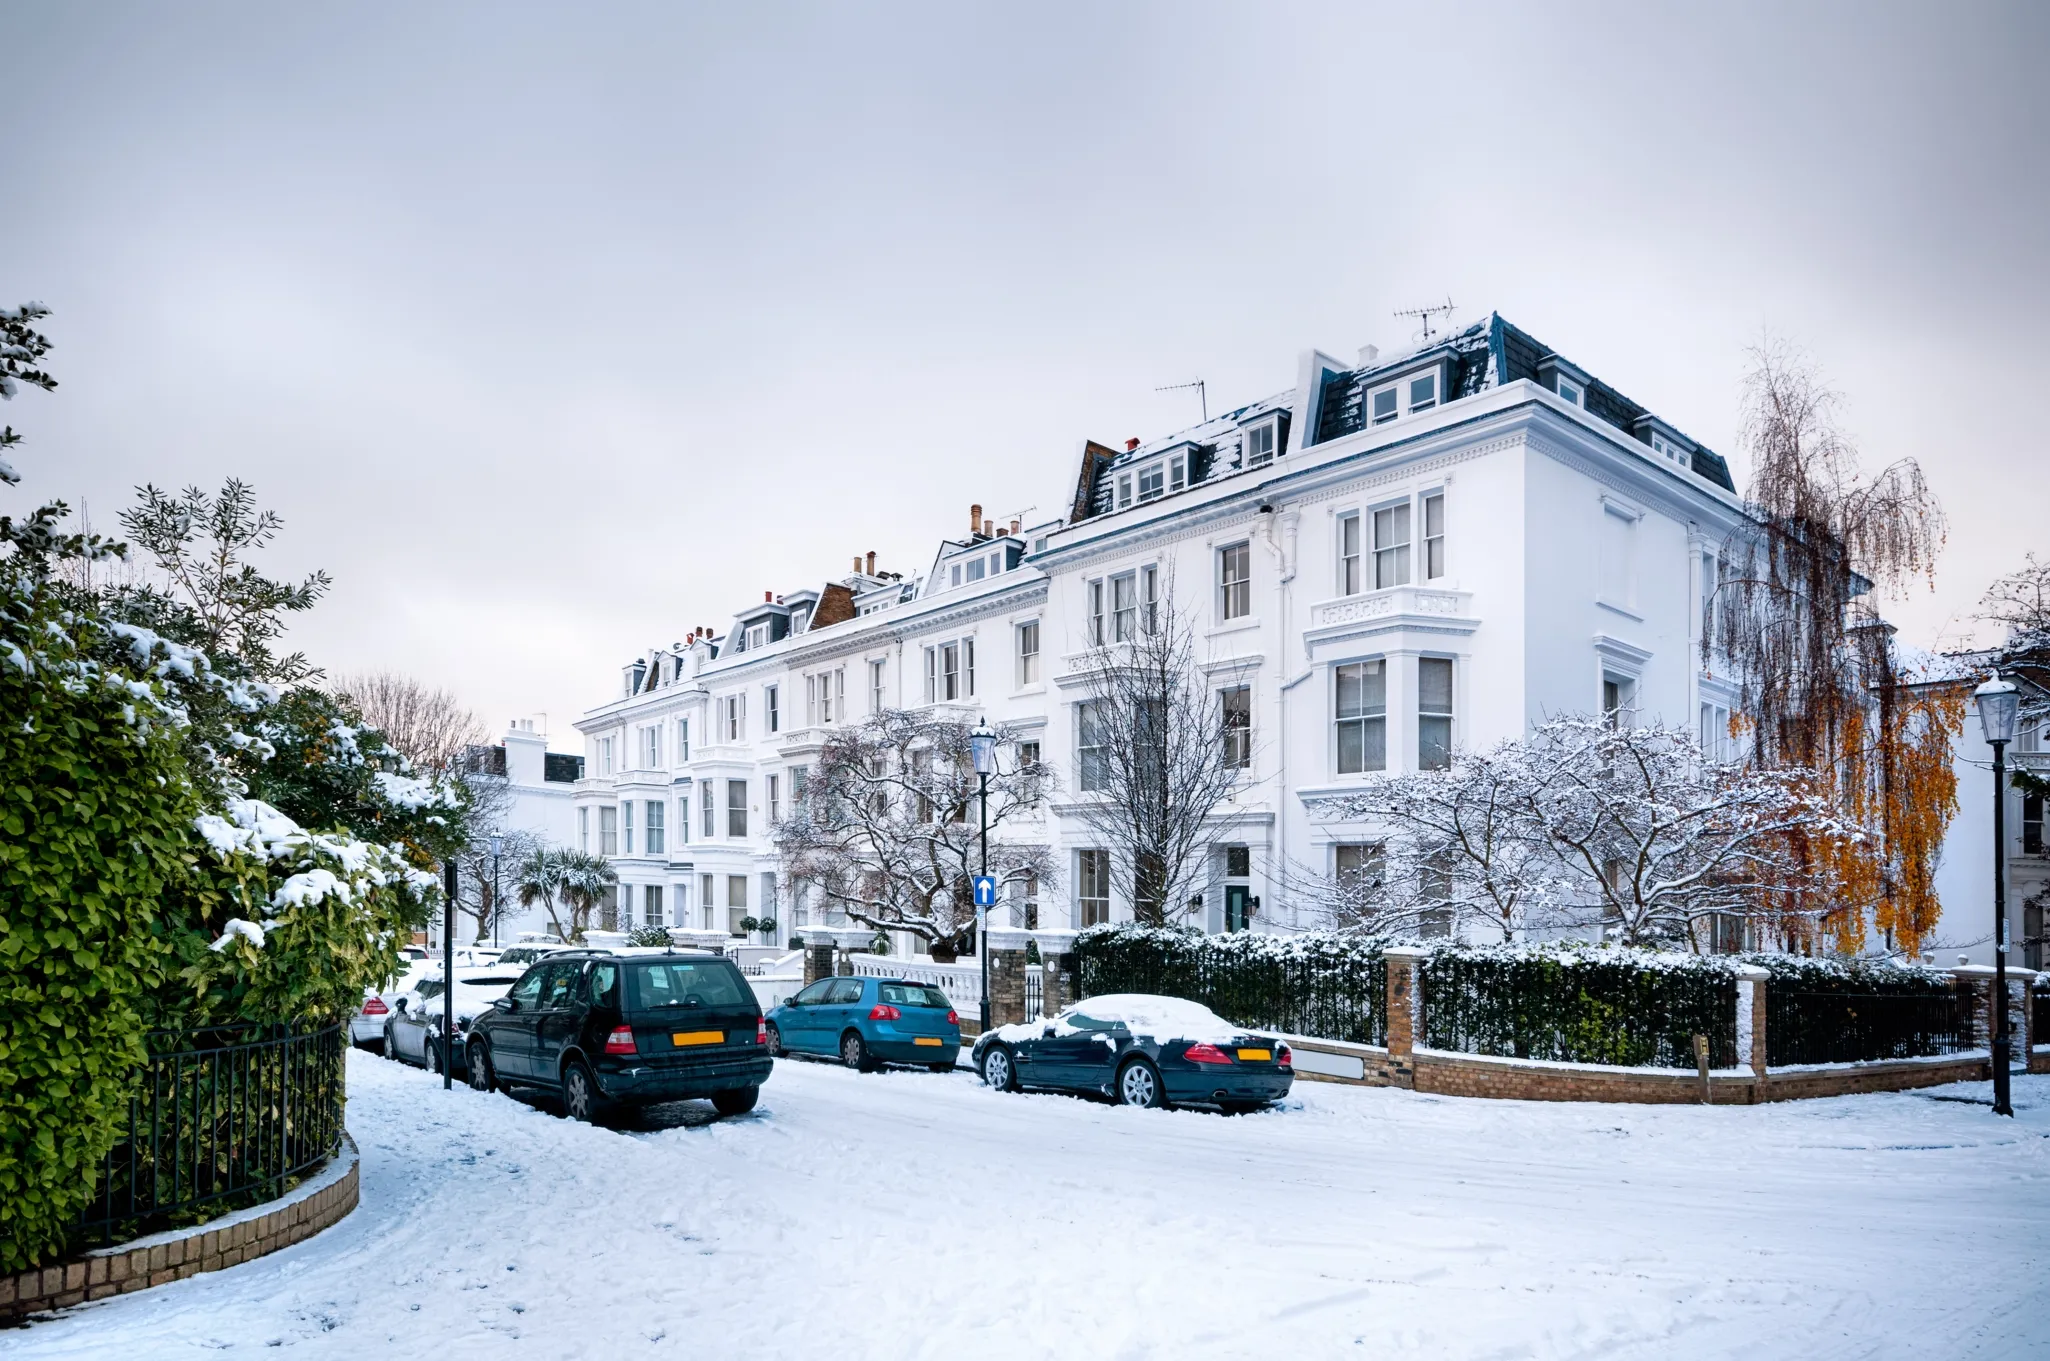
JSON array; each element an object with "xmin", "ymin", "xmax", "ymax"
[{"xmin": 384, "ymin": 967, "xmax": 525, "ymax": 1076}]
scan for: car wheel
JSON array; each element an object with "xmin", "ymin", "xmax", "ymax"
[
  {"xmin": 563, "ymin": 1060, "xmax": 603, "ymax": 1123},
  {"xmin": 979, "ymin": 1045, "xmax": 1019, "ymax": 1092},
  {"xmin": 426, "ymin": 1035, "xmax": 444, "ymax": 1076},
  {"xmin": 466, "ymin": 1039, "xmax": 496, "ymax": 1093},
  {"xmin": 765, "ymin": 1023, "xmax": 784, "ymax": 1058},
  {"xmin": 841, "ymin": 1032, "xmax": 874, "ymax": 1072},
  {"xmin": 1116, "ymin": 1057, "xmax": 1166, "ymax": 1109},
  {"xmin": 382, "ymin": 1022, "xmax": 399, "ymax": 1060},
  {"xmin": 711, "ymin": 1086, "xmax": 759, "ymax": 1116}
]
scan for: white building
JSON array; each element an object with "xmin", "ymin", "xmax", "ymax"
[
  {"xmin": 576, "ymin": 314, "xmax": 1753, "ymax": 942},
  {"xmin": 463, "ymin": 718, "xmax": 584, "ymax": 941},
  {"xmin": 1929, "ymin": 680, "xmax": 2048, "ymax": 969}
]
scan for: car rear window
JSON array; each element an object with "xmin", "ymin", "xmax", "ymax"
[
  {"xmin": 625, "ymin": 960, "xmax": 750, "ymax": 1012},
  {"xmin": 880, "ymin": 983, "xmax": 951, "ymax": 1009}
]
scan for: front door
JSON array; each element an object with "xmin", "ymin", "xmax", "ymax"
[{"xmin": 1225, "ymin": 885, "xmax": 1251, "ymax": 933}]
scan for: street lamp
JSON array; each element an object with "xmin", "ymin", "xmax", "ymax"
[
  {"xmin": 489, "ymin": 834, "xmax": 504, "ymax": 948},
  {"xmin": 970, "ymin": 720, "xmax": 998, "ymax": 1034},
  {"xmin": 1974, "ymin": 670, "xmax": 2020, "ymax": 1118},
  {"xmin": 441, "ymin": 860, "xmax": 457, "ymax": 1091}
]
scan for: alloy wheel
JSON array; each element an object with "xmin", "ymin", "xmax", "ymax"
[
  {"xmin": 982, "ymin": 1048, "xmax": 1013, "ymax": 1091},
  {"xmin": 841, "ymin": 1033, "xmax": 867, "ymax": 1071},
  {"xmin": 565, "ymin": 1065, "xmax": 594, "ymax": 1121},
  {"xmin": 1118, "ymin": 1060, "xmax": 1160, "ymax": 1108}
]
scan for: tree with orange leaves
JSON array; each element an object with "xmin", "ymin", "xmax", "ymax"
[{"xmin": 1708, "ymin": 339, "xmax": 1957, "ymax": 956}]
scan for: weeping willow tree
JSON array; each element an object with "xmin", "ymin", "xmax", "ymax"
[{"xmin": 1709, "ymin": 338, "xmax": 1959, "ymax": 955}]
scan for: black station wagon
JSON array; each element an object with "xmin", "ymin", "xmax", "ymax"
[{"xmin": 465, "ymin": 950, "xmax": 771, "ymax": 1120}]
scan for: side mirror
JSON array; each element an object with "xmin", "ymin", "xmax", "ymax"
[
  {"xmin": 493, "ymin": 997, "xmax": 514, "ymax": 1011},
  {"xmin": 394, "ymin": 997, "xmax": 408, "ymax": 1011},
  {"xmin": 1042, "ymin": 1026, "xmax": 1056, "ymax": 1039}
]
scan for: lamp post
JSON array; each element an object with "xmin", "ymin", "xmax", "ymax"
[
  {"xmin": 441, "ymin": 860, "xmax": 457, "ymax": 1091},
  {"xmin": 1974, "ymin": 670, "xmax": 2020, "ymax": 1118},
  {"xmin": 489, "ymin": 834, "xmax": 504, "ymax": 948},
  {"xmin": 970, "ymin": 719, "xmax": 998, "ymax": 1034}
]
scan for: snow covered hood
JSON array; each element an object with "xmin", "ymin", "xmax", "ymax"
[{"xmin": 988, "ymin": 994, "xmax": 1258, "ymax": 1046}]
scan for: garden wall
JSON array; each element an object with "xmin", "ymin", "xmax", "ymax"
[{"xmin": 0, "ymin": 1134, "xmax": 358, "ymax": 1321}]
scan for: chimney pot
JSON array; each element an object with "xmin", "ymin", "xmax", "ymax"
[
  {"xmin": 982, "ymin": 519, "xmax": 993, "ymax": 538},
  {"xmin": 1358, "ymin": 344, "xmax": 1380, "ymax": 368},
  {"xmin": 866, "ymin": 550, "xmax": 876, "ymax": 575},
  {"xmin": 853, "ymin": 555, "xmax": 862, "ymax": 572},
  {"xmin": 1125, "ymin": 437, "xmax": 1141, "ymax": 451},
  {"xmin": 970, "ymin": 503, "xmax": 983, "ymax": 534},
  {"xmin": 1009, "ymin": 517, "xmax": 1020, "ymax": 535},
  {"xmin": 764, "ymin": 590, "xmax": 773, "ymax": 603}
]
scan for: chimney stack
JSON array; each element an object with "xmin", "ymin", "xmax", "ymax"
[
  {"xmin": 866, "ymin": 550, "xmax": 877, "ymax": 575},
  {"xmin": 1125, "ymin": 438, "xmax": 1140, "ymax": 451},
  {"xmin": 853, "ymin": 555, "xmax": 862, "ymax": 572},
  {"xmin": 1009, "ymin": 517, "xmax": 1020, "ymax": 535},
  {"xmin": 969, "ymin": 503, "xmax": 983, "ymax": 536},
  {"xmin": 1358, "ymin": 344, "xmax": 1380, "ymax": 368}
]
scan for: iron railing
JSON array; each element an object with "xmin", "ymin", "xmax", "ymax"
[
  {"xmin": 74, "ymin": 1021, "xmax": 347, "ymax": 1249},
  {"xmin": 1418, "ymin": 953, "xmax": 1738, "ymax": 1068},
  {"xmin": 1766, "ymin": 989, "xmax": 1972, "ymax": 1067},
  {"xmin": 1025, "ymin": 968, "xmax": 1043, "ymax": 1018}
]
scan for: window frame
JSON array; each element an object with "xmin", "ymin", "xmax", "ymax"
[
  {"xmin": 1220, "ymin": 684, "xmax": 1252, "ymax": 770},
  {"xmin": 1244, "ymin": 421, "xmax": 1276, "ymax": 468},
  {"xmin": 1339, "ymin": 511, "xmax": 1362, "ymax": 596},
  {"xmin": 1016, "ymin": 619, "xmax": 1040, "ymax": 687},
  {"xmin": 1422, "ymin": 491, "xmax": 1445, "ymax": 581},
  {"xmin": 1219, "ymin": 543, "xmax": 1252, "ymax": 621},
  {"xmin": 646, "ymin": 799, "xmax": 665, "ymax": 855},
  {"xmin": 1077, "ymin": 848, "xmax": 1111, "ymax": 927},
  {"xmin": 726, "ymin": 778, "xmax": 748, "ymax": 839},
  {"xmin": 1372, "ymin": 500, "xmax": 1412, "ymax": 590},
  {"xmin": 765, "ymin": 684, "xmax": 780, "ymax": 735},
  {"xmin": 1137, "ymin": 462, "xmax": 1165, "ymax": 502},
  {"xmin": 1335, "ymin": 658, "xmax": 1388, "ymax": 775},
  {"xmin": 1418, "ymin": 656, "xmax": 1454, "ymax": 771}
]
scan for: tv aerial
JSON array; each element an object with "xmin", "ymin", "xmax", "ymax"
[
  {"xmin": 1394, "ymin": 297, "xmax": 1458, "ymax": 344},
  {"xmin": 1155, "ymin": 378, "xmax": 1208, "ymax": 422}
]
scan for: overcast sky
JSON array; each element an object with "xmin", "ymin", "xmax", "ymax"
[{"xmin": 10, "ymin": 2, "xmax": 2046, "ymax": 748}]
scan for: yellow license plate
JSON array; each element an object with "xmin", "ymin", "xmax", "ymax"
[
  {"xmin": 913, "ymin": 1037, "xmax": 945, "ymax": 1048},
  {"xmin": 671, "ymin": 1030, "xmax": 724, "ymax": 1046},
  {"xmin": 1236, "ymin": 1048, "xmax": 1271, "ymax": 1062}
]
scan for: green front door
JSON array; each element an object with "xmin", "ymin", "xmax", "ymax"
[{"xmin": 1225, "ymin": 885, "xmax": 1251, "ymax": 932}]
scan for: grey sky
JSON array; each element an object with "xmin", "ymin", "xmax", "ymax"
[{"xmin": 10, "ymin": 2, "xmax": 2046, "ymax": 747}]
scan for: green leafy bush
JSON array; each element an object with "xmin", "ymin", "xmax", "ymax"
[{"xmin": 0, "ymin": 581, "xmax": 196, "ymax": 1272}]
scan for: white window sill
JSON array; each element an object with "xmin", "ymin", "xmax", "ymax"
[{"xmin": 1208, "ymin": 616, "xmax": 1262, "ymax": 640}]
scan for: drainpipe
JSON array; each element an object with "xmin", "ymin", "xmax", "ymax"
[{"xmin": 1254, "ymin": 501, "xmax": 1300, "ymax": 930}]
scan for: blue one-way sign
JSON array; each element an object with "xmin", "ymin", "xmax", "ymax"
[{"xmin": 972, "ymin": 875, "xmax": 998, "ymax": 908}]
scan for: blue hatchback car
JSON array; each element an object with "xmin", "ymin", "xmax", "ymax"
[{"xmin": 765, "ymin": 976, "xmax": 961, "ymax": 1071}]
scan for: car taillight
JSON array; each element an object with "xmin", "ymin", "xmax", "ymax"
[
  {"xmin": 867, "ymin": 1004, "xmax": 900, "ymax": 1021},
  {"xmin": 604, "ymin": 1026, "xmax": 637, "ymax": 1055},
  {"xmin": 1276, "ymin": 1044, "xmax": 1292, "ymax": 1068},
  {"xmin": 946, "ymin": 1010, "xmax": 958, "ymax": 1025},
  {"xmin": 361, "ymin": 996, "xmax": 388, "ymax": 1016},
  {"xmin": 1183, "ymin": 1042, "xmax": 1232, "ymax": 1065},
  {"xmin": 755, "ymin": 1017, "xmax": 767, "ymax": 1045}
]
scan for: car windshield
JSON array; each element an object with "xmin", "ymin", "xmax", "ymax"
[
  {"xmin": 879, "ymin": 983, "xmax": 951, "ymax": 1009},
  {"xmin": 416, "ymin": 980, "xmax": 445, "ymax": 1000},
  {"xmin": 624, "ymin": 961, "xmax": 749, "ymax": 1012}
]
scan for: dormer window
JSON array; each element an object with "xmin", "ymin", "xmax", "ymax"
[
  {"xmin": 1169, "ymin": 453, "xmax": 1187, "ymax": 492},
  {"xmin": 1116, "ymin": 474, "xmax": 1133, "ymax": 510},
  {"xmin": 1370, "ymin": 386, "xmax": 1399, "ymax": 425},
  {"xmin": 965, "ymin": 555, "xmax": 986, "ymax": 583},
  {"xmin": 950, "ymin": 563, "xmax": 963, "ymax": 587},
  {"xmin": 1556, "ymin": 377, "xmax": 1584, "ymax": 407},
  {"xmin": 1245, "ymin": 422, "xmax": 1277, "ymax": 468},
  {"xmin": 1138, "ymin": 462, "xmax": 1165, "ymax": 502},
  {"xmin": 1650, "ymin": 433, "xmax": 1686, "ymax": 466},
  {"xmin": 745, "ymin": 623, "xmax": 769, "ymax": 651},
  {"xmin": 1408, "ymin": 371, "xmax": 1438, "ymax": 412}
]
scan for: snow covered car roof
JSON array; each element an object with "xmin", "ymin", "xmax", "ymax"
[{"xmin": 988, "ymin": 994, "xmax": 1254, "ymax": 1046}]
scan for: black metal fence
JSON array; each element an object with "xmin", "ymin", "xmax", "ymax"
[
  {"xmin": 2036, "ymin": 986, "xmax": 2049, "ymax": 1054},
  {"xmin": 74, "ymin": 1021, "xmax": 348, "ymax": 1249},
  {"xmin": 1077, "ymin": 930, "xmax": 1387, "ymax": 1045},
  {"xmin": 1766, "ymin": 989, "xmax": 1971, "ymax": 1067},
  {"xmin": 1420, "ymin": 952, "xmax": 1738, "ymax": 1068},
  {"xmin": 1024, "ymin": 967, "xmax": 1043, "ymax": 1019}
]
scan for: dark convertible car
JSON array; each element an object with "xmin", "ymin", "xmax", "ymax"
[
  {"xmin": 464, "ymin": 949, "xmax": 771, "ymax": 1121},
  {"xmin": 971, "ymin": 994, "xmax": 1293, "ymax": 1112}
]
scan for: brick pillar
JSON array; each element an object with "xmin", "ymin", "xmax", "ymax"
[
  {"xmin": 2007, "ymin": 969, "xmax": 2035, "ymax": 1055},
  {"xmin": 987, "ymin": 928, "xmax": 1032, "ymax": 1029},
  {"xmin": 1734, "ymin": 965, "xmax": 1769, "ymax": 1084},
  {"xmin": 1032, "ymin": 929, "xmax": 1080, "ymax": 1019},
  {"xmin": 1950, "ymin": 965, "xmax": 1995, "ymax": 1051},
  {"xmin": 803, "ymin": 940, "xmax": 834, "ymax": 988},
  {"xmin": 1383, "ymin": 946, "xmax": 1424, "ymax": 1089}
]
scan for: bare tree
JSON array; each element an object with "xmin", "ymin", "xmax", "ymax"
[
  {"xmin": 1303, "ymin": 736, "xmax": 1579, "ymax": 941},
  {"xmin": 1708, "ymin": 337, "xmax": 1957, "ymax": 953},
  {"xmin": 448, "ymin": 827, "xmax": 541, "ymax": 944},
  {"xmin": 778, "ymin": 710, "xmax": 1053, "ymax": 960},
  {"xmin": 1526, "ymin": 719, "xmax": 1860, "ymax": 947},
  {"xmin": 335, "ymin": 670, "xmax": 489, "ymax": 777},
  {"xmin": 1073, "ymin": 586, "xmax": 1245, "ymax": 925},
  {"xmin": 1980, "ymin": 553, "xmax": 2050, "ymax": 727}
]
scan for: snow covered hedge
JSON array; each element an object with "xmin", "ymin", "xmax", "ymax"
[{"xmin": 1075, "ymin": 924, "xmax": 1390, "ymax": 1045}]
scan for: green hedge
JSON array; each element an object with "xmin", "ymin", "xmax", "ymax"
[
  {"xmin": 1420, "ymin": 944, "xmax": 1739, "ymax": 1068},
  {"xmin": 0, "ymin": 589, "xmax": 197, "ymax": 1272},
  {"xmin": 1075, "ymin": 924, "xmax": 1388, "ymax": 1045}
]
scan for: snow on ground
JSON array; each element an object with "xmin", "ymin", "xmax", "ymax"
[{"xmin": 12, "ymin": 1053, "xmax": 2049, "ymax": 1360}]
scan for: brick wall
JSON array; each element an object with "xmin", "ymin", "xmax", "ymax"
[{"xmin": 1, "ymin": 1135, "xmax": 359, "ymax": 1323}]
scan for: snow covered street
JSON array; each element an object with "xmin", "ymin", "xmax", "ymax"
[{"xmin": 12, "ymin": 1051, "xmax": 2049, "ymax": 1360}]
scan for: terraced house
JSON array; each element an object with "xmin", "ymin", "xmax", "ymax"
[{"xmin": 576, "ymin": 314, "xmax": 1751, "ymax": 944}]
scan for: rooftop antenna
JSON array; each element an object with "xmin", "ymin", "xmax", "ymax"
[
  {"xmin": 1155, "ymin": 379, "xmax": 1208, "ymax": 423},
  {"xmin": 1393, "ymin": 297, "xmax": 1458, "ymax": 344}
]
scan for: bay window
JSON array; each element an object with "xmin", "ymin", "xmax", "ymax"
[{"xmin": 1335, "ymin": 660, "xmax": 1386, "ymax": 774}]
